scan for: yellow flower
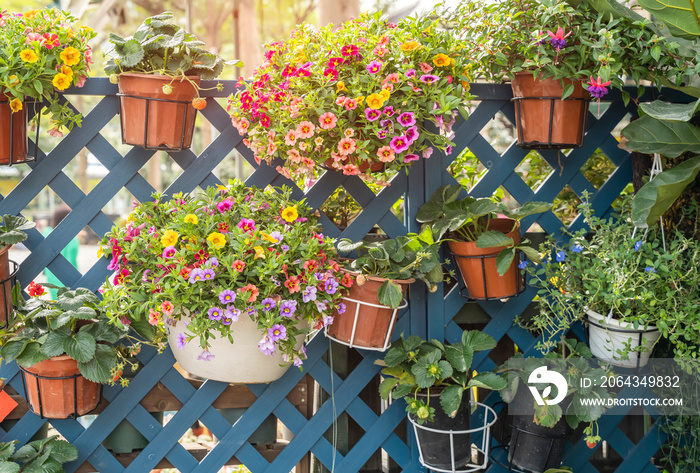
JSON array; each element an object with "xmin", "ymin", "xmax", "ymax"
[
  {"xmin": 8, "ymin": 75, "xmax": 19, "ymax": 86},
  {"xmin": 379, "ymin": 89, "xmax": 390, "ymax": 101},
  {"xmin": 365, "ymin": 93, "xmax": 385, "ymax": 110},
  {"xmin": 432, "ymin": 53, "xmax": 455, "ymax": 68},
  {"xmin": 96, "ymin": 247, "xmax": 104, "ymax": 258},
  {"xmin": 60, "ymin": 65, "xmax": 74, "ymax": 78},
  {"xmin": 161, "ymin": 230, "xmax": 179, "ymax": 247},
  {"xmin": 52, "ymin": 73, "xmax": 71, "ymax": 91},
  {"xmin": 20, "ymin": 49, "xmax": 39, "ymax": 63},
  {"xmin": 293, "ymin": 46, "xmax": 306, "ymax": 63},
  {"xmin": 281, "ymin": 206, "xmax": 298, "ymax": 222},
  {"xmin": 336, "ymin": 81, "xmax": 348, "ymax": 94},
  {"xmin": 253, "ymin": 246, "xmax": 266, "ymax": 259},
  {"xmin": 400, "ymin": 41, "xmax": 421, "ymax": 52},
  {"xmin": 261, "ymin": 232, "xmax": 277, "ymax": 243},
  {"xmin": 65, "ymin": 28, "xmax": 76, "ymax": 39},
  {"xmin": 23, "ymin": 9, "xmax": 40, "ymax": 19},
  {"xmin": 184, "ymin": 214, "xmax": 198, "ymax": 224},
  {"xmin": 60, "ymin": 47, "xmax": 81, "ymax": 67},
  {"xmin": 207, "ymin": 232, "xmax": 226, "ymax": 249},
  {"xmin": 9, "ymin": 99, "xmax": 22, "ymax": 113},
  {"xmin": 355, "ymin": 96, "xmax": 364, "ymax": 103}
]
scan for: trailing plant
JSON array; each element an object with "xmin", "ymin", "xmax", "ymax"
[
  {"xmin": 416, "ymin": 184, "xmax": 552, "ymax": 274},
  {"xmin": 0, "ymin": 215, "xmax": 35, "ymax": 247},
  {"xmin": 337, "ymin": 227, "xmax": 444, "ymax": 308},
  {"xmin": 0, "ymin": 436, "xmax": 78, "ymax": 473},
  {"xmin": 378, "ymin": 330, "xmax": 506, "ymax": 424},
  {"xmin": 0, "ymin": 283, "xmax": 133, "ymax": 384}
]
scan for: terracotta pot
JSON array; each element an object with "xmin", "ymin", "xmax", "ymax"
[
  {"xmin": 21, "ymin": 355, "xmax": 101, "ymax": 419},
  {"xmin": 511, "ymin": 72, "xmax": 589, "ymax": 149},
  {"xmin": 327, "ymin": 271, "xmax": 413, "ymax": 350},
  {"xmin": 117, "ymin": 73, "xmax": 200, "ymax": 151},
  {"xmin": 322, "ymin": 156, "xmax": 386, "ymax": 173},
  {"xmin": 448, "ymin": 218, "xmax": 523, "ymax": 300},
  {"xmin": 0, "ymin": 245, "xmax": 14, "ymax": 328},
  {"xmin": 0, "ymin": 92, "xmax": 29, "ymax": 165}
]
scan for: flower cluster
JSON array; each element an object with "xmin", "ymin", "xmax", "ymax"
[
  {"xmin": 0, "ymin": 8, "xmax": 96, "ymax": 133},
  {"xmin": 101, "ymin": 180, "xmax": 350, "ymax": 367},
  {"xmin": 227, "ymin": 12, "xmax": 473, "ymax": 187}
]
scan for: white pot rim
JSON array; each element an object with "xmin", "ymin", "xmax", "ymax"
[{"xmin": 584, "ymin": 308, "xmax": 659, "ymax": 334}]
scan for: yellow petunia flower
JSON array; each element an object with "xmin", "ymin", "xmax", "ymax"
[
  {"xmin": 261, "ymin": 232, "xmax": 276, "ymax": 243},
  {"xmin": 161, "ymin": 229, "xmax": 179, "ymax": 247},
  {"xmin": 9, "ymin": 99, "xmax": 22, "ymax": 113},
  {"xmin": 22, "ymin": 9, "xmax": 40, "ymax": 19},
  {"xmin": 20, "ymin": 49, "xmax": 39, "ymax": 63},
  {"xmin": 379, "ymin": 89, "xmax": 390, "ymax": 101},
  {"xmin": 253, "ymin": 246, "xmax": 266, "ymax": 259},
  {"xmin": 52, "ymin": 73, "xmax": 71, "ymax": 91},
  {"xmin": 365, "ymin": 93, "xmax": 385, "ymax": 110},
  {"xmin": 355, "ymin": 96, "xmax": 364, "ymax": 104},
  {"xmin": 400, "ymin": 41, "xmax": 421, "ymax": 52},
  {"xmin": 8, "ymin": 75, "xmax": 19, "ymax": 86},
  {"xmin": 183, "ymin": 214, "xmax": 198, "ymax": 224},
  {"xmin": 432, "ymin": 53, "xmax": 455, "ymax": 68},
  {"xmin": 96, "ymin": 246, "xmax": 104, "ymax": 258},
  {"xmin": 60, "ymin": 47, "xmax": 81, "ymax": 67},
  {"xmin": 207, "ymin": 232, "xmax": 226, "ymax": 249},
  {"xmin": 281, "ymin": 206, "xmax": 298, "ymax": 222},
  {"xmin": 336, "ymin": 81, "xmax": 348, "ymax": 94}
]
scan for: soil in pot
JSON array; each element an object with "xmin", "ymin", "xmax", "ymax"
[
  {"xmin": 22, "ymin": 355, "xmax": 101, "ymax": 419},
  {"xmin": 586, "ymin": 309, "xmax": 660, "ymax": 368},
  {"xmin": 507, "ymin": 388, "xmax": 571, "ymax": 473},
  {"xmin": 448, "ymin": 218, "xmax": 523, "ymax": 300},
  {"xmin": 118, "ymin": 73, "xmax": 200, "ymax": 151},
  {"xmin": 410, "ymin": 390, "xmax": 471, "ymax": 471},
  {"xmin": 327, "ymin": 272, "xmax": 413, "ymax": 349},
  {"xmin": 0, "ymin": 93, "xmax": 28, "ymax": 164},
  {"xmin": 511, "ymin": 72, "xmax": 590, "ymax": 149}
]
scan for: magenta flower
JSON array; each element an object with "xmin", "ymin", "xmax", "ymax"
[
  {"xmin": 237, "ymin": 218, "xmax": 256, "ymax": 232},
  {"xmin": 366, "ymin": 61, "xmax": 382, "ymax": 74},
  {"xmin": 162, "ymin": 246, "xmax": 176, "ymax": 258},
  {"xmin": 377, "ymin": 129, "xmax": 388, "ymax": 139},
  {"xmin": 422, "ymin": 147, "xmax": 434, "ymax": 159},
  {"xmin": 406, "ymin": 69, "xmax": 416, "ymax": 78},
  {"xmin": 383, "ymin": 106, "xmax": 395, "ymax": 116},
  {"xmin": 365, "ymin": 108, "xmax": 382, "ymax": 121},
  {"xmin": 268, "ymin": 324, "xmax": 287, "ymax": 341},
  {"xmin": 404, "ymin": 154, "xmax": 419, "ymax": 163},
  {"xmin": 547, "ymin": 27, "xmax": 571, "ymax": 50},
  {"xmin": 420, "ymin": 75, "xmax": 439, "ymax": 84},
  {"xmin": 586, "ymin": 76, "xmax": 611, "ymax": 99},
  {"xmin": 323, "ymin": 67, "xmax": 338, "ymax": 80},
  {"xmin": 405, "ymin": 126, "xmax": 419, "ymax": 144},
  {"xmin": 341, "ymin": 44, "xmax": 359, "ymax": 57},
  {"xmin": 217, "ymin": 199, "xmax": 234, "ymax": 213},
  {"xmin": 390, "ymin": 135, "xmax": 410, "ymax": 153},
  {"xmin": 397, "ymin": 112, "xmax": 416, "ymax": 127}
]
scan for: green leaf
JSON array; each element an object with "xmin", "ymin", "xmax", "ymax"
[
  {"xmin": 503, "ymin": 201, "xmax": 553, "ymax": 220},
  {"xmin": 631, "ymin": 156, "xmax": 700, "ymax": 227},
  {"xmin": 57, "ymin": 288, "xmax": 100, "ymax": 311},
  {"xmin": 379, "ymin": 378, "xmax": 399, "ymax": 399},
  {"xmin": 561, "ymin": 83, "xmax": 574, "ymax": 100},
  {"xmin": 0, "ymin": 339, "xmax": 28, "ymax": 361},
  {"xmin": 496, "ymin": 248, "xmax": 516, "ymax": 276},
  {"xmin": 115, "ymin": 39, "xmax": 145, "ymax": 68},
  {"xmin": 16, "ymin": 342, "xmax": 48, "ymax": 367},
  {"xmin": 43, "ymin": 439, "xmax": 76, "ymax": 464},
  {"xmin": 439, "ymin": 385, "xmax": 465, "ymax": 417},
  {"xmin": 0, "ymin": 462, "xmax": 20, "ymax": 473},
  {"xmin": 519, "ymin": 245, "xmax": 542, "ymax": 263},
  {"xmin": 620, "ymin": 115, "xmax": 700, "ymax": 157},
  {"xmin": 461, "ymin": 330, "xmax": 498, "ymax": 352},
  {"xmin": 383, "ymin": 345, "xmax": 407, "ymax": 367},
  {"xmin": 637, "ymin": 0, "xmax": 700, "ymax": 39},
  {"xmin": 392, "ymin": 383, "xmax": 413, "ymax": 399},
  {"xmin": 63, "ymin": 332, "xmax": 96, "ymax": 363},
  {"xmin": 78, "ymin": 344, "xmax": 117, "ymax": 383},
  {"xmin": 42, "ymin": 327, "xmax": 71, "ymax": 357},
  {"xmin": 468, "ymin": 372, "xmax": 508, "ymax": 390},
  {"xmin": 640, "ymin": 99, "xmax": 700, "ymax": 122},
  {"xmin": 377, "ymin": 280, "xmax": 403, "ymax": 309},
  {"xmin": 337, "ymin": 239, "xmax": 364, "ymax": 253},
  {"xmin": 475, "ymin": 230, "xmax": 513, "ymax": 249},
  {"xmin": 445, "ymin": 344, "xmax": 473, "ymax": 373}
]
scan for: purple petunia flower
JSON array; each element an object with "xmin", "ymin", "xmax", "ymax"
[
  {"xmin": 261, "ymin": 297, "xmax": 277, "ymax": 311},
  {"xmin": 405, "ymin": 126, "xmax": 419, "ymax": 144},
  {"xmin": 206, "ymin": 257, "xmax": 219, "ymax": 268},
  {"xmin": 280, "ymin": 300, "xmax": 297, "ymax": 317},
  {"xmin": 189, "ymin": 268, "xmax": 205, "ymax": 283},
  {"xmin": 197, "ymin": 350, "xmax": 215, "ymax": 361},
  {"xmin": 258, "ymin": 335, "xmax": 276, "ymax": 356},
  {"xmin": 314, "ymin": 272, "xmax": 325, "ymax": 281},
  {"xmin": 268, "ymin": 231, "xmax": 283, "ymax": 244},
  {"xmin": 201, "ymin": 268, "xmax": 215, "ymax": 280},
  {"xmin": 556, "ymin": 251, "xmax": 566, "ymax": 262},
  {"xmin": 302, "ymin": 285, "xmax": 317, "ymax": 303},
  {"xmin": 379, "ymin": 118, "xmax": 393, "ymax": 130},
  {"xmin": 281, "ymin": 244, "xmax": 290, "ymax": 252},
  {"xmin": 397, "ymin": 112, "xmax": 416, "ymax": 127},
  {"xmin": 420, "ymin": 74, "xmax": 439, "ymax": 84},
  {"xmin": 268, "ymin": 324, "xmax": 287, "ymax": 341},
  {"xmin": 315, "ymin": 300, "xmax": 328, "ymax": 312},
  {"xmin": 224, "ymin": 308, "xmax": 240, "ymax": 324},
  {"xmin": 293, "ymin": 355, "xmax": 303, "ymax": 367},
  {"xmin": 219, "ymin": 289, "xmax": 236, "ymax": 305},
  {"xmin": 366, "ymin": 61, "xmax": 382, "ymax": 74},
  {"xmin": 247, "ymin": 306, "xmax": 256, "ymax": 317},
  {"xmin": 270, "ymin": 277, "xmax": 282, "ymax": 287},
  {"xmin": 365, "ymin": 108, "xmax": 382, "ymax": 121},
  {"xmin": 208, "ymin": 306, "xmax": 223, "ymax": 321},
  {"xmin": 323, "ymin": 314, "xmax": 334, "ymax": 327},
  {"xmin": 390, "ymin": 135, "xmax": 410, "ymax": 153},
  {"xmin": 337, "ymin": 303, "xmax": 346, "ymax": 314},
  {"xmin": 176, "ymin": 333, "xmax": 187, "ymax": 350},
  {"xmin": 325, "ymin": 277, "xmax": 339, "ymax": 295}
]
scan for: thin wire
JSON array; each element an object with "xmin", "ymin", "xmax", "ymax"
[{"xmin": 329, "ymin": 338, "xmax": 337, "ymax": 472}]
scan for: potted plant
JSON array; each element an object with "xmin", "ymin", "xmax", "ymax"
[
  {"xmin": 451, "ymin": 0, "xmax": 689, "ymax": 149},
  {"xmin": 0, "ymin": 283, "xmax": 130, "ymax": 419},
  {"xmin": 327, "ymin": 228, "xmax": 443, "ymax": 350},
  {"xmin": 526, "ymin": 198, "xmax": 700, "ymax": 369},
  {"xmin": 0, "ymin": 436, "xmax": 78, "ymax": 472},
  {"xmin": 0, "ymin": 8, "xmax": 96, "ymax": 164},
  {"xmin": 100, "ymin": 179, "xmax": 347, "ymax": 383},
  {"xmin": 379, "ymin": 331, "xmax": 506, "ymax": 471},
  {"xmin": 104, "ymin": 11, "xmax": 238, "ymax": 151},
  {"xmin": 417, "ymin": 184, "xmax": 552, "ymax": 299},
  {"xmin": 227, "ymin": 12, "xmax": 473, "ymax": 187},
  {"xmin": 0, "ymin": 215, "xmax": 36, "ymax": 328},
  {"xmin": 497, "ymin": 340, "xmax": 611, "ymax": 473}
]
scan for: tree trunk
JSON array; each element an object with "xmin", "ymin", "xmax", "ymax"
[
  {"xmin": 238, "ymin": 0, "xmax": 262, "ymax": 78},
  {"xmin": 318, "ymin": 0, "xmax": 359, "ymax": 27}
]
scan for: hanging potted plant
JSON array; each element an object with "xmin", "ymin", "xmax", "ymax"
[
  {"xmin": 0, "ymin": 8, "xmax": 96, "ymax": 165},
  {"xmin": 0, "ymin": 436, "xmax": 78, "ymax": 472},
  {"xmin": 526, "ymin": 197, "xmax": 700, "ymax": 369},
  {"xmin": 0, "ymin": 215, "xmax": 36, "ymax": 329},
  {"xmin": 451, "ymin": 0, "xmax": 688, "ymax": 149},
  {"xmin": 0, "ymin": 283, "xmax": 130, "ymax": 419},
  {"xmin": 328, "ymin": 228, "xmax": 443, "ymax": 351},
  {"xmin": 496, "ymin": 340, "xmax": 611, "ymax": 473},
  {"xmin": 104, "ymin": 11, "xmax": 239, "ymax": 151},
  {"xmin": 379, "ymin": 331, "xmax": 505, "ymax": 471},
  {"xmin": 100, "ymin": 179, "xmax": 347, "ymax": 384},
  {"xmin": 227, "ymin": 12, "xmax": 473, "ymax": 187},
  {"xmin": 417, "ymin": 184, "xmax": 551, "ymax": 299}
]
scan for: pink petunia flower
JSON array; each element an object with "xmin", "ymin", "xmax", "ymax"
[
  {"xmin": 284, "ymin": 130, "xmax": 297, "ymax": 146},
  {"xmin": 404, "ymin": 154, "xmax": 419, "ymax": 163},
  {"xmin": 390, "ymin": 135, "xmax": 410, "ymax": 153},
  {"xmin": 419, "ymin": 63, "xmax": 433, "ymax": 73},
  {"xmin": 342, "ymin": 163, "xmax": 360, "ymax": 175},
  {"xmin": 366, "ymin": 61, "xmax": 382, "ymax": 74},
  {"xmin": 377, "ymin": 146, "xmax": 395, "ymax": 163},
  {"xmin": 296, "ymin": 121, "xmax": 315, "ymax": 139},
  {"xmin": 420, "ymin": 75, "xmax": 440, "ymax": 84},
  {"xmin": 338, "ymin": 137, "xmax": 357, "ymax": 155}
]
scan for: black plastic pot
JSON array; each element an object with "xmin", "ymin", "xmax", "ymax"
[
  {"xmin": 410, "ymin": 390, "xmax": 471, "ymax": 471},
  {"xmin": 507, "ymin": 390, "xmax": 571, "ymax": 473}
]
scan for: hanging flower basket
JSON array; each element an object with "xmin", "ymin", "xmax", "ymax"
[
  {"xmin": 0, "ymin": 94, "xmax": 38, "ymax": 166},
  {"xmin": 585, "ymin": 309, "xmax": 660, "ymax": 368}
]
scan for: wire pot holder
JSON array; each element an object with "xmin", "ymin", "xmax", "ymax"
[
  {"xmin": 511, "ymin": 95, "xmax": 589, "ymax": 149},
  {"xmin": 449, "ymin": 247, "xmax": 527, "ymax": 301},
  {"xmin": 325, "ymin": 297, "xmax": 407, "ymax": 351},
  {"xmin": 0, "ymin": 259, "xmax": 19, "ymax": 330},
  {"xmin": 19, "ymin": 366, "xmax": 103, "ymax": 419},
  {"xmin": 0, "ymin": 98, "xmax": 40, "ymax": 166}
]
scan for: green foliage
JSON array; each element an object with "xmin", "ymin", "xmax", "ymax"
[
  {"xmin": 637, "ymin": 0, "xmax": 700, "ymax": 40},
  {"xmin": 0, "ymin": 436, "xmax": 78, "ymax": 473},
  {"xmin": 0, "ymin": 285, "xmax": 129, "ymax": 384},
  {"xmin": 338, "ymin": 228, "xmax": 444, "ymax": 308},
  {"xmin": 378, "ymin": 330, "xmax": 505, "ymax": 424},
  {"xmin": 0, "ymin": 215, "xmax": 35, "ymax": 247}
]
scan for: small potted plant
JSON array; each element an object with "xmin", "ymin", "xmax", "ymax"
[
  {"xmin": 417, "ymin": 184, "xmax": 552, "ymax": 299},
  {"xmin": 0, "ymin": 436, "xmax": 78, "ymax": 472},
  {"xmin": 104, "ymin": 11, "xmax": 238, "ymax": 151},
  {"xmin": 327, "ymin": 228, "xmax": 444, "ymax": 350},
  {"xmin": 526, "ymin": 199, "xmax": 700, "ymax": 369},
  {"xmin": 0, "ymin": 215, "xmax": 36, "ymax": 328},
  {"xmin": 227, "ymin": 12, "xmax": 472, "ymax": 187},
  {"xmin": 497, "ymin": 340, "xmax": 611, "ymax": 472},
  {"xmin": 0, "ymin": 283, "xmax": 131, "ymax": 419},
  {"xmin": 379, "ymin": 331, "xmax": 506, "ymax": 471},
  {"xmin": 0, "ymin": 8, "xmax": 96, "ymax": 164},
  {"xmin": 100, "ymin": 179, "xmax": 347, "ymax": 384},
  {"xmin": 451, "ymin": 0, "xmax": 689, "ymax": 149}
]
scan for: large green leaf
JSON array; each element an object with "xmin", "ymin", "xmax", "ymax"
[
  {"xmin": 44, "ymin": 440, "xmax": 77, "ymax": 464},
  {"xmin": 78, "ymin": 344, "xmax": 116, "ymax": 383},
  {"xmin": 377, "ymin": 280, "xmax": 403, "ymax": 309},
  {"xmin": 468, "ymin": 372, "xmax": 508, "ymax": 390},
  {"xmin": 42, "ymin": 328, "xmax": 70, "ymax": 358},
  {"xmin": 445, "ymin": 344, "xmax": 474, "ymax": 373},
  {"xmin": 620, "ymin": 115, "xmax": 700, "ymax": 157},
  {"xmin": 16, "ymin": 342, "xmax": 48, "ymax": 367},
  {"xmin": 576, "ymin": 0, "xmax": 646, "ymax": 21},
  {"xmin": 475, "ymin": 230, "xmax": 513, "ymax": 249},
  {"xmin": 461, "ymin": 330, "xmax": 498, "ymax": 352},
  {"xmin": 0, "ymin": 339, "xmax": 28, "ymax": 361},
  {"xmin": 640, "ymin": 99, "xmax": 700, "ymax": 122},
  {"xmin": 631, "ymin": 155, "xmax": 700, "ymax": 227},
  {"xmin": 115, "ymin": 39, "xmax": 145, "ymax": 68},
  {"xmin": 379, "ymin": 378, "xmax": 399, "ymax": 400},
  {"xmin": 0, "ymin": 462, "xmax": 20, "ymax": 473},
  {"xmin": 503, "ymin": 201, "xmax": 553, "ymax": 220},
  {"xmin": 638, "ymin": 0, "xmax": 700, "ymax": 39},
  {"xmin": 439, "ymin": 385, "xmax": 465, "ymax": 418},
  {"xmin": 415, "ymin": 201, "xmax": 443, "ymax": 223},
  {"xmin": 63, "ymin": 332, "xmax": 96, "ymax": 363},
  {"xmin": 56, "ymin": 288, "xmax": 99, "ymax": 311},
  {"xmin": 383, "ymin": 346, "xmax": 408, "ymax": 367},
  {"xmin": 496, "ymin": 248, "xmax": 516, "ymax": 276}
]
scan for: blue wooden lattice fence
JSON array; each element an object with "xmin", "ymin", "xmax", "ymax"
[{"xmin": 0, "ymin": 78, "xmax": 685, "ymax": 472}]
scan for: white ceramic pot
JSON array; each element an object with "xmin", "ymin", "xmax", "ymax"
[
  {"xmin": 167, "ymin": 313, "xmax": 305, "ymax": 383},
  {"xmin": 585, "ymin": 309, "xmax": 660, "ymax": 368}
]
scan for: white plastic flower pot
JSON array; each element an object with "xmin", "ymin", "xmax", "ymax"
[
  {"xmin": 167, "ymin": 313, "xmax": 305, "ymax": 383},
  {"xmin": 585, "ymin": 309, "xmax": 660, "ymax": 368}
]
